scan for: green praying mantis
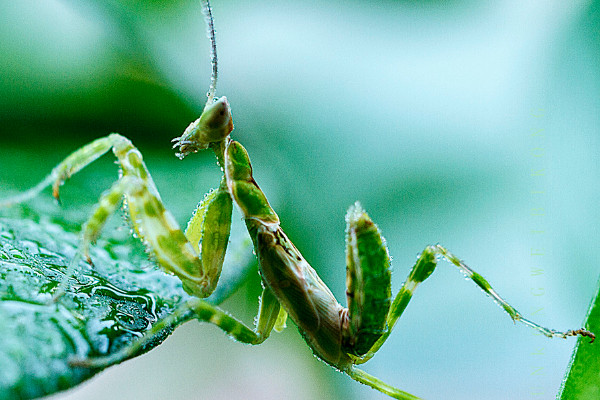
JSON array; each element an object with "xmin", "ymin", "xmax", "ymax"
[{"xmin": 0, "ymin": 1, "xmax": 595, "ymax": 399}]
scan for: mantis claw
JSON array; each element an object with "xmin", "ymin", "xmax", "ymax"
[
  {"xmin": 52, "ymin": 185, "xmax": 61, "ymax": 204},
  {"xmin": 85, "ymin": 254, "xmax": 94, "ymax": 266},
  {"xmin": 566, "ymin": 329, "xmax": 595, "ymax": 343}
]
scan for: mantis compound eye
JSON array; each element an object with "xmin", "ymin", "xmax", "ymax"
[{"xmin": 172, "ymin": 96, "xmax": 233, "ymax": 159}]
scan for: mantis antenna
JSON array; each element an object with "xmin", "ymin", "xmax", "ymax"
[{"xmin": 201, "ymin": 0, "xmax": 218, "ymax": 104}]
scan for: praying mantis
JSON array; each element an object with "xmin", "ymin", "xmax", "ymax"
[{"xmin": 0, "ymin": 1, "xmax": 596, "ymax": 399}]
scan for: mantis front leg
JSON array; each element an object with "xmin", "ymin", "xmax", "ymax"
[{"xmin": 1, "ymin": 99, "xmax": 235, "ymax": 299}]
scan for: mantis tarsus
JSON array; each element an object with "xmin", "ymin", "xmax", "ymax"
[{"xmin": 0, "ymin": 1, "xmax": 594, "ymax": 399}]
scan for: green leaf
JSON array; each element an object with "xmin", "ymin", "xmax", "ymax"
[
  {"xmin": 0, "ymin": 204, "xmax": 254, "ymax": 400},
  {"xmin": 558, "ymin": 278, "xmax": 600, "ymax": 400}
]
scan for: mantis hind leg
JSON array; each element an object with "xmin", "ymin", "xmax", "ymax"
[
  {"xmin": 355, "ymin": 244, "xmax": 595, "ymax": 364},
  {"xmin": 346, "ymin": 368, "xmax": 422, "ymax": 400},
  {"xmin": 69, "ymin": 286, "xmax": 285, "ymax": 368}
]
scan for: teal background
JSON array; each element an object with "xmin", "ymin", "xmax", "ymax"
[{"xmin": 1, "ymin": 1, "xmax": 599, "ymax": 399}]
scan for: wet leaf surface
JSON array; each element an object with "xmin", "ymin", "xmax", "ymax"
[{"xmin": 0, "ymin": 205, "xmax": 253, "ymax": 399}]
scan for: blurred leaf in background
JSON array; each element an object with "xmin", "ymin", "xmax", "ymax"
[{"xmin": 1, "ymin": 0, "xmax": 599, "ymax": 399}]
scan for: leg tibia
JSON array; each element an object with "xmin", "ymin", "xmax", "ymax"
[
  {"xmin": 355, "ymin": 248, "xmax": 436, "ymax": 363},
  {"xmin": 0, "ymin": 135, "xmax": 118, "ymax": 207},
  {"xmin": 80, "ymin": 175, "xmax": 141, "ymax": 259},
  {"xmin": 356, "ymin": 244, "xmax": 594, "ymax": 364},
  {"xmin": 192, "ymin": 286, "xmax": 284, "ymax": 345},
  {"xmin": 191, "ymin": 300, "xmax": 258, "ymax": 344},
  {"xmin": 69, "ymin": 298, "xmax": 251, "ymax": 369},
  {"xmin": 70, "ymin": 294, "xmax": 280, "ymax": 369},
  {"xmin": 347, "ymin": 367, "xmax": 422, "ymax": 400},
  {"xmin": 432, "ymin": 245, "xmax": 595, "ymax": 342}
]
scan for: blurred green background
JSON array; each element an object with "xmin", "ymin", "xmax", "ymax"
[{"xmin": 1, "ymin": 0, "xmax": 599, "ymax": 399}]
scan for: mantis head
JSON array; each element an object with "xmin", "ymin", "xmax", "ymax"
[{"xmin": 172, "ymin": 96, "xmax": 233, "ymax": 159}]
